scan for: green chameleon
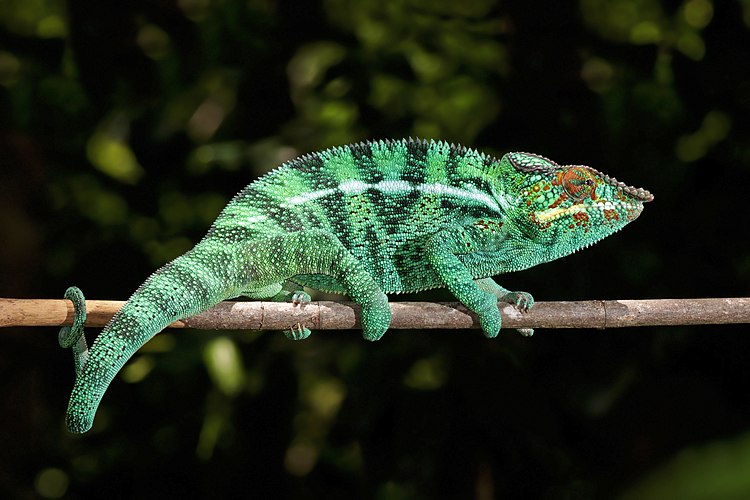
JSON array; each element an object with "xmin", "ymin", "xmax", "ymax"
[{"xmin": 59, "ymin": 138, "xmax": 652, "ymax": 433}]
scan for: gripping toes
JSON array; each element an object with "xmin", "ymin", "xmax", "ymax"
[
  {"xmin": 285, "ymin": 323, "xmax": 311, "ymax": 341},
  {"xmin": 498, "ymin": 291, "xmax": 535, "ymax": 337},
  {"xmin": 501, "ymin": 291, "xmax": 535, "ymax": 311},
  {"xmin": 281, "ymin": 289, "xmax": 313, "ymax": 340}
]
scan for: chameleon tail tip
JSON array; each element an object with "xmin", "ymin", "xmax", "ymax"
[{"xmin": 66, "ymin": 412, "xmax": 94, "ymax": 434}]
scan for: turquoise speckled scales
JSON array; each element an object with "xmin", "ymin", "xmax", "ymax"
[{"xmin": 60, "ymin": 138, "xmax": 652, "ymax": 433}]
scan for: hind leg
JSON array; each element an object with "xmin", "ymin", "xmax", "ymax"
[{"xmin": 242, "ymin": 230, "xmax": 391, "ymax": 341}]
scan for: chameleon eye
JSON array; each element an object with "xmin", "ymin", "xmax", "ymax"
[{"xmin": 562, "ymin": 167, "xmax": 596, "ymax": 201}]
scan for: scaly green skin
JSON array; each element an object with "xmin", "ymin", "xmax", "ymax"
[{"xmin": 60, "ymin": 138, "xmax": 653, "ymax": 433}]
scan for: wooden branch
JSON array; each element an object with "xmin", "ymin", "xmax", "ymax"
[{"xmin": 1, "ymin": 297, "xmax": 749, "ymax": 331}]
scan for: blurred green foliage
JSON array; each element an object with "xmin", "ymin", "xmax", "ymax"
[{"xmin": 2, "ymin": 0, "xmax": 750, "ymax": 498}]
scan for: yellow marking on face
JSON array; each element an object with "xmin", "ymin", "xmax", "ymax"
[{"xmin": 534, "ymin": 204, "xmax": 587, "ymax": 223}]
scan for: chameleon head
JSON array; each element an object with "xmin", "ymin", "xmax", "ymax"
[{"xmin": 503, "ymin": 152, "xmax": 653, "ymax": 259}]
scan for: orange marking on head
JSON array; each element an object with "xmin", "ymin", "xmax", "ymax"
[
  {"xmin": 603, "ymin": 209, "xmax": 619, "ymax": 221},
  {"xmin": 573, "ymin": 211, "xmax": 590, "ymax": 226}
]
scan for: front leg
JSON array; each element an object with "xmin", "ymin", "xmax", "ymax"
[
  {"xmin": 424, "ymin": 227, "xmax": 505, "ymax": 338},
  {"xmin": 476, "ymin": 277, "xmax": 535, "ymax": 336}
]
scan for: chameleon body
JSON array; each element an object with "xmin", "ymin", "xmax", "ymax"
[{"xmin": 60, "ymin": 138, "xmax": 652, "ymax": 433}]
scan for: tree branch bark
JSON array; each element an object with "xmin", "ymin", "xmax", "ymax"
[{"xmin": 1, "ymin": 297, "xmax": 749, "ymax": 331}]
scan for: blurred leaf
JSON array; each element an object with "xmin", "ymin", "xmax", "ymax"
[
  {"xmin": 120, "ymin": 356, "xmax": 155, "ymax": 384},
  {"xmin": 619, "ymin": 432, "xmax": 750, "ymax": 500},
  {"xmin": 284, "ymin": 440, "xmax": 319, "ymax": 476},
  {"xmin": 0, "ymin": 51, "xmax": 22, "ymax": 86},
  {"xmin": 403, "ymin": 355, "xmax": 448, "ymax": 390},
  {"xmin": 580, "ymin": 0, "xmax": 665, "ymax": 44},
  {"xmin": 203, "ymin": 337, "xmax": 245, "ymax": 397},
  {"xmin": 34, "ymin": 467, "xmax": 69, "ymax": 499},
  {"xmin": 682, "ymin": 0, "xmax": 713, "ymax": 29},
  {"xmin": 675, "ymin": 110, "xmax": 731, "ymax": 162},
  {"xmin": 86, "ymin": 131, "xmax": 144, "ymax": 184},
  {"xmin": 0, "ymin": 0, "xmax": 67, "ymax": 37}
]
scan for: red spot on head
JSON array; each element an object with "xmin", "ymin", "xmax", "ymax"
[
  {"xmin": 474, "ymin": 219, "xmax": 503, "ymax": 232},
  {"xmin": 603, "ymin": 209, "xmax": 619, "ymax": 221},
  {"xmin": 572, "ymin": 211, "xmax": 590, "ymax": 226}
]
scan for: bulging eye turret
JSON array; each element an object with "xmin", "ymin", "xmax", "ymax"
[{"xmin": 562, "ymin": 167, "xmax": 596, "ymax": 201}]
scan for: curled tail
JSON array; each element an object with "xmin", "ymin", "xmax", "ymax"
[{"xmin": 61, "ymin": 244, "xmax": 236, "ymax": 433}]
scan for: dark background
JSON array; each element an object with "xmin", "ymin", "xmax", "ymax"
[{"xmin": 2, "ymin": 0, "xmax": 750, "ymax": 498}]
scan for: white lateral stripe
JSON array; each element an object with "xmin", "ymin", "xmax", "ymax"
[
  {"xmin": 218, "ymin": 212, "xmax": 267, "ymax": 226},
  {"xmin": 338, "ymin": 180, "xmax": 369, "ymax": 194},
  {"xmin": 285, "ymin": 188, "xmax": 336, "ymax": 206},
  {"xmin": 243, "ymin": 215, "xmax": 268, "ymax": 225},
  {"xmin": 283, "ymin": 180, "xmax": 502, "ymax": 213},
  {"xmin": 375, "ymin": 180, "xmax": 413, "ymax": 194},
  {"xmin": 417, "ymin": 183, "xmax": 501, "ymax": 213}
]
